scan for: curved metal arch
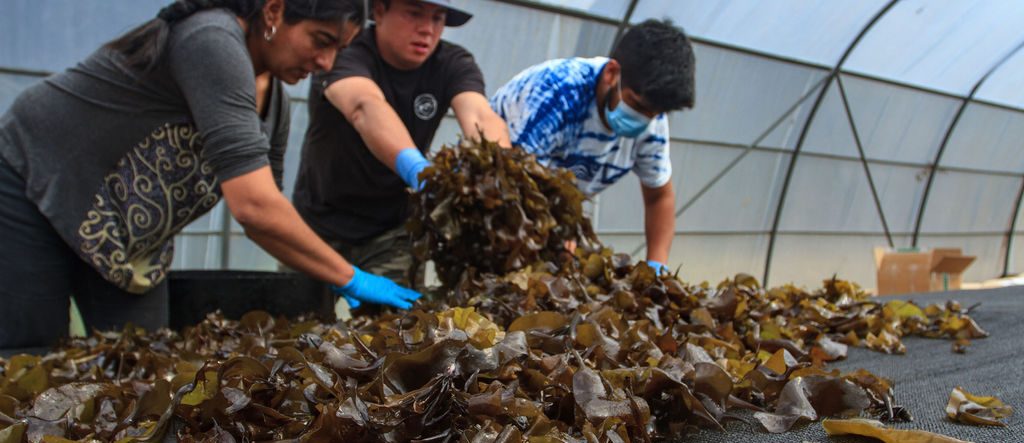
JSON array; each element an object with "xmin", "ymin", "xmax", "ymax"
[
  {"xmin": 761, "ymin": 0, "xmax": 899, "ymax": 285},
  {"xmin": 1005, "ymin": 176, "xmax": 1024, "ymax": 277},
  {"xmin": 991, "ymin": 44, "xmax": 1024, "ymax": 276},
  {"xmin": 836, "ymin": 75, "xmax": 895, "ymax": 248},
  {"xmin": 911, "ymin": 39, "xmax": 1024, "ymax": 250},
  {"xmin": 628, "ymin": 74, "xmax": 832, "ymax": 258},
  {"xmin": 610, "ymin": 0, "xmax": 640, "ymax": 53}
]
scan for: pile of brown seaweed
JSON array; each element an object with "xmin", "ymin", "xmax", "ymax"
[
  {"xmin": 408, "ymin": 138, "xmax": 597, "ymax": 288},
  {"xmin": 0, "ymin": 141, "xmax": 990, "ymax": 442},
  {"xmin": 0, "ymin": 268, "xmax": 988, "ymax": 442}
]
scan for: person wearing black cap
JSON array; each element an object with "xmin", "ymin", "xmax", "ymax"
[{"xmin": 294, "ymin": 0, "xmax": 509, "ymax": 310}]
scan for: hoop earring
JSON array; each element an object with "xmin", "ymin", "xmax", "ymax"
[{"xmin": 264, "ymin": 25, "xmax": 277, "ymax": 42}]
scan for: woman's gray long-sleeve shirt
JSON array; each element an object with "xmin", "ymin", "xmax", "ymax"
[{"xmin": 0, "ymin": 9, "xmax": 289, "ymax": 293}]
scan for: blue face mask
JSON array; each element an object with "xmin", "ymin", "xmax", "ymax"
[{"xmin": 605, "ymin": 82, "xmax": 652, "ymax": 138}]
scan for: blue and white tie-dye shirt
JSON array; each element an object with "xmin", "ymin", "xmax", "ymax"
[{"xmin": 491, "ymin": 57, "xmax": 671, "ymax": 196}]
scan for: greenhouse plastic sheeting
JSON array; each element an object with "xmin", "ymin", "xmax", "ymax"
[
  {"xmin": 777, "ymin": 155, "xmax": 888, "ymax": 233},
  {"xmin": 769, "ymin": 234, "xmax": 887, "ymax": 287},
  {"xmin": 596, "ymin": 146, "xmax": 790, "ymax": 234},
  {"xmin": 529, "ymin": 0, "xmax": 629, "ymax": 21},
  {"xmin": 919, "ymin": 171, "xmax": 1019, "ymax": 233},
  {"xmin": 917, "ymin": 235, "xmax": 1005, "ymax": 284},
  {"xmin": 444, "ymin": 1, "xmax": 618, "ymax": 96},
  {"xmin": 596, "ymin": 142, "xmax": 778, "ymax": 233},
  {"xmin": 866, "ymin": 163, "xmax": 929, "ymax": 235},
  {"xmin": 976, "ymin": 47, "xmax": 1024, "ymax": 109},
  {"xmin": 602, "ymin": 232, "xmax": 771, "ymax": 286},
  {"xmin": 5, "ymin": 0, "xmax": 1024, "ymax": 287},
  {"xmin": 0, "ymin": 73, "xmax": 39, "ymax": 114},
  {"xmin": 800, "ymin": 82, "xmax": 861, "ymax": 158},
  {"xmin": 844, "ymin": 0, "xmax": 1024, "ymax": 96},
  {"xmin": 0, "ymin": 0, "xmax": 164, "ymax": 73},
  {"xmin": 1012, "ymin": 233, "xmax": 1024, "ymax": 273},
  {"xmin": 670, "ymin": 44, "xmax": 824, "ymax": 149},
  {"xmin": 841, "ymin": 75, "xmax": 960, "ymax": 165},
  {"xmin": 631, "ymin": 0, "xmax": 889, "ymax": 66},
  {"xmin": 171, "ymin": 235, "xmax": 224, "ymax": 270},
  {"xmin": 940, "ymin": 103, "xmax": 1024, "ymax": 173}
]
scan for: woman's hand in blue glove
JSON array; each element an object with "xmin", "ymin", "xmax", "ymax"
[
  {"xmin": 338, "ymin": 294, "xmax": 362, "ymax": 310},
  {"xmin": 330, "ymin": 266, "xmax": 421, "ymax": 310}
]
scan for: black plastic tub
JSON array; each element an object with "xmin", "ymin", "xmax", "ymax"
[{"xmin": 168, "ymin": 270, "xmax": 332, "ymax": 330}]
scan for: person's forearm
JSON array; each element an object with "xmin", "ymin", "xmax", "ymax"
[
  {"xmin": 644, "ymin": 184, "xmax": 676, "ymax": 264},
  {"xmin": 324, "ymin": 79, "xmax": 417, "ymax": 171},
  {"xmin": 241, "ymin": 198, "xmax": 355, "ymax": 286},
  {"xmin": 348, "ymin": 97, "xmax": 417, "ymax": 170},
  {"xmin": 223, "ymin": 168, "xmax": 355, "ymax": 286},
  {"xmin": 452, "ymin": 92, "xmax": 511, "ymax": 148},
  {"xmin": 476, "ymin": 112, "xmax": 511, "ymax": 147}
]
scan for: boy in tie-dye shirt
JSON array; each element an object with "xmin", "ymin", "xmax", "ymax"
[{"xmin": 491, "ymin": 19, "xmax": 696, "ymax": 274}]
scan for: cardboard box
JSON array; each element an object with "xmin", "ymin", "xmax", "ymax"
[
  {"xmin": 874, "ymin": 247, "xmax": 976, "ymax": 295},
  {"xmin": 929, "ymin": 248, "xmax": 976, "ymax": 292}
]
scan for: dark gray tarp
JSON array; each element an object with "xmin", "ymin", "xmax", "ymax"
[{"xmin": 688, "ymin": 286, "xmax": 1023, "ymax": 443}]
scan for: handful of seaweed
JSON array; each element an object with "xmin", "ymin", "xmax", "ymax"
[{"xmin": 408, "ymin": 139, "xmax": 597, "ymax": 287}]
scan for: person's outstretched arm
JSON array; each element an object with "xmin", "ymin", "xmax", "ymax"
[
  {"xmin": 452, "ymin": 91, "xmax": 511, "ymax": 146},
  {"xmin": 223, "ymin": 166, "xmax": 352, "ymax": 284},
  {"xmin": 324, "ymin": 77, "xmax": 416, "ymax": 171},
  {"xmin": 642, "ymin": 181, "xmax": 676, "ymax": 271},
  {"xmin": 221, "ymin": 166, "xmax": 420, "ymax": 309}
]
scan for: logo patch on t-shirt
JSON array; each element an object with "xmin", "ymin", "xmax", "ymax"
[{"xmin": 414, "ymin": 93, "xmax": 438, "ymax": 120}]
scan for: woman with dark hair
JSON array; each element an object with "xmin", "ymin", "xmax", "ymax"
[{"xmin": 0, "ymin": 0, "xmax": 420, "ymax": 348}]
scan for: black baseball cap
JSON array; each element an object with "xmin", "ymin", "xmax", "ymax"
[{"xmin": 419, "ymin": 0, "xmax": 472, "ymax": 27}]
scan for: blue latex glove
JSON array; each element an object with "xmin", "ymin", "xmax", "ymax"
[
  {"xmin": 395, "ymin": 147, "xmax": 430, "ymax": 191},
  {"xmin": 646, "ymin": 260, "xmax": 669, "ymax": 275},
  {"xmin": 330, "ymin": 266, "xmax": 421, "ymax": 310},
  {"xmin": 340, "ymin": 294, "xmax": 361, "ymax": 309}
]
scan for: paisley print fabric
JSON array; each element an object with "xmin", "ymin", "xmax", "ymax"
[{"xmin": 77, "ymin": 123, "xmax": 221, "ymax": 293}]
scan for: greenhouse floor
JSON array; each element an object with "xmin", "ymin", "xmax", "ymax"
[
  {"xmin": 687, "ymin": 286, "xmax": 1023, "ymax": 443},
  {"xmin": 2, "ymin": 287, "xmax": 1021, "ymax": 442}
]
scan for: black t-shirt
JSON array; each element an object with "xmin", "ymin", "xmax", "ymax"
[{"xmin": 293, "ymin": 27, "xmax": 485, "ymax": 244}]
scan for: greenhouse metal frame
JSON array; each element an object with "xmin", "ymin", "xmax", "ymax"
[{"xmin": 4, "ymin": 0, "xmax": 1024, "ymax": 289}]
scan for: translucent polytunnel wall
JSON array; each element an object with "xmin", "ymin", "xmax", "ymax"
[{"xmin": 3, "ymin": 0, "xmax": 1024, "ymax": 290}]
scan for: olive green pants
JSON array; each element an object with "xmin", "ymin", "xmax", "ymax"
[{"xmin": 327, "ymin": 224, "xmax": 424, "ymax": 319}]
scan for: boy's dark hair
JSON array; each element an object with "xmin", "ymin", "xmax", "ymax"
[
  {"xmin": 105, "ymin": 0, "xmax": 365, "ymax": 72},
  {"xmin": 612, "ymin": 19, "xmax": 696, "ymax": 112}
]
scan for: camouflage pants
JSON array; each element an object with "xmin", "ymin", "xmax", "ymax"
[
  {"xmin": 329, "ymin": 224, "xmax": 423, "ymax": 287},
  {"xmin": 328, "ymin": 224, "xmax": 424, "ymax": 319}
]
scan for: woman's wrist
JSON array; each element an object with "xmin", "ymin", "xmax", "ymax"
[{"xmin": 338, "ymin": 263, "xmax": 357, "ymax": 287}]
